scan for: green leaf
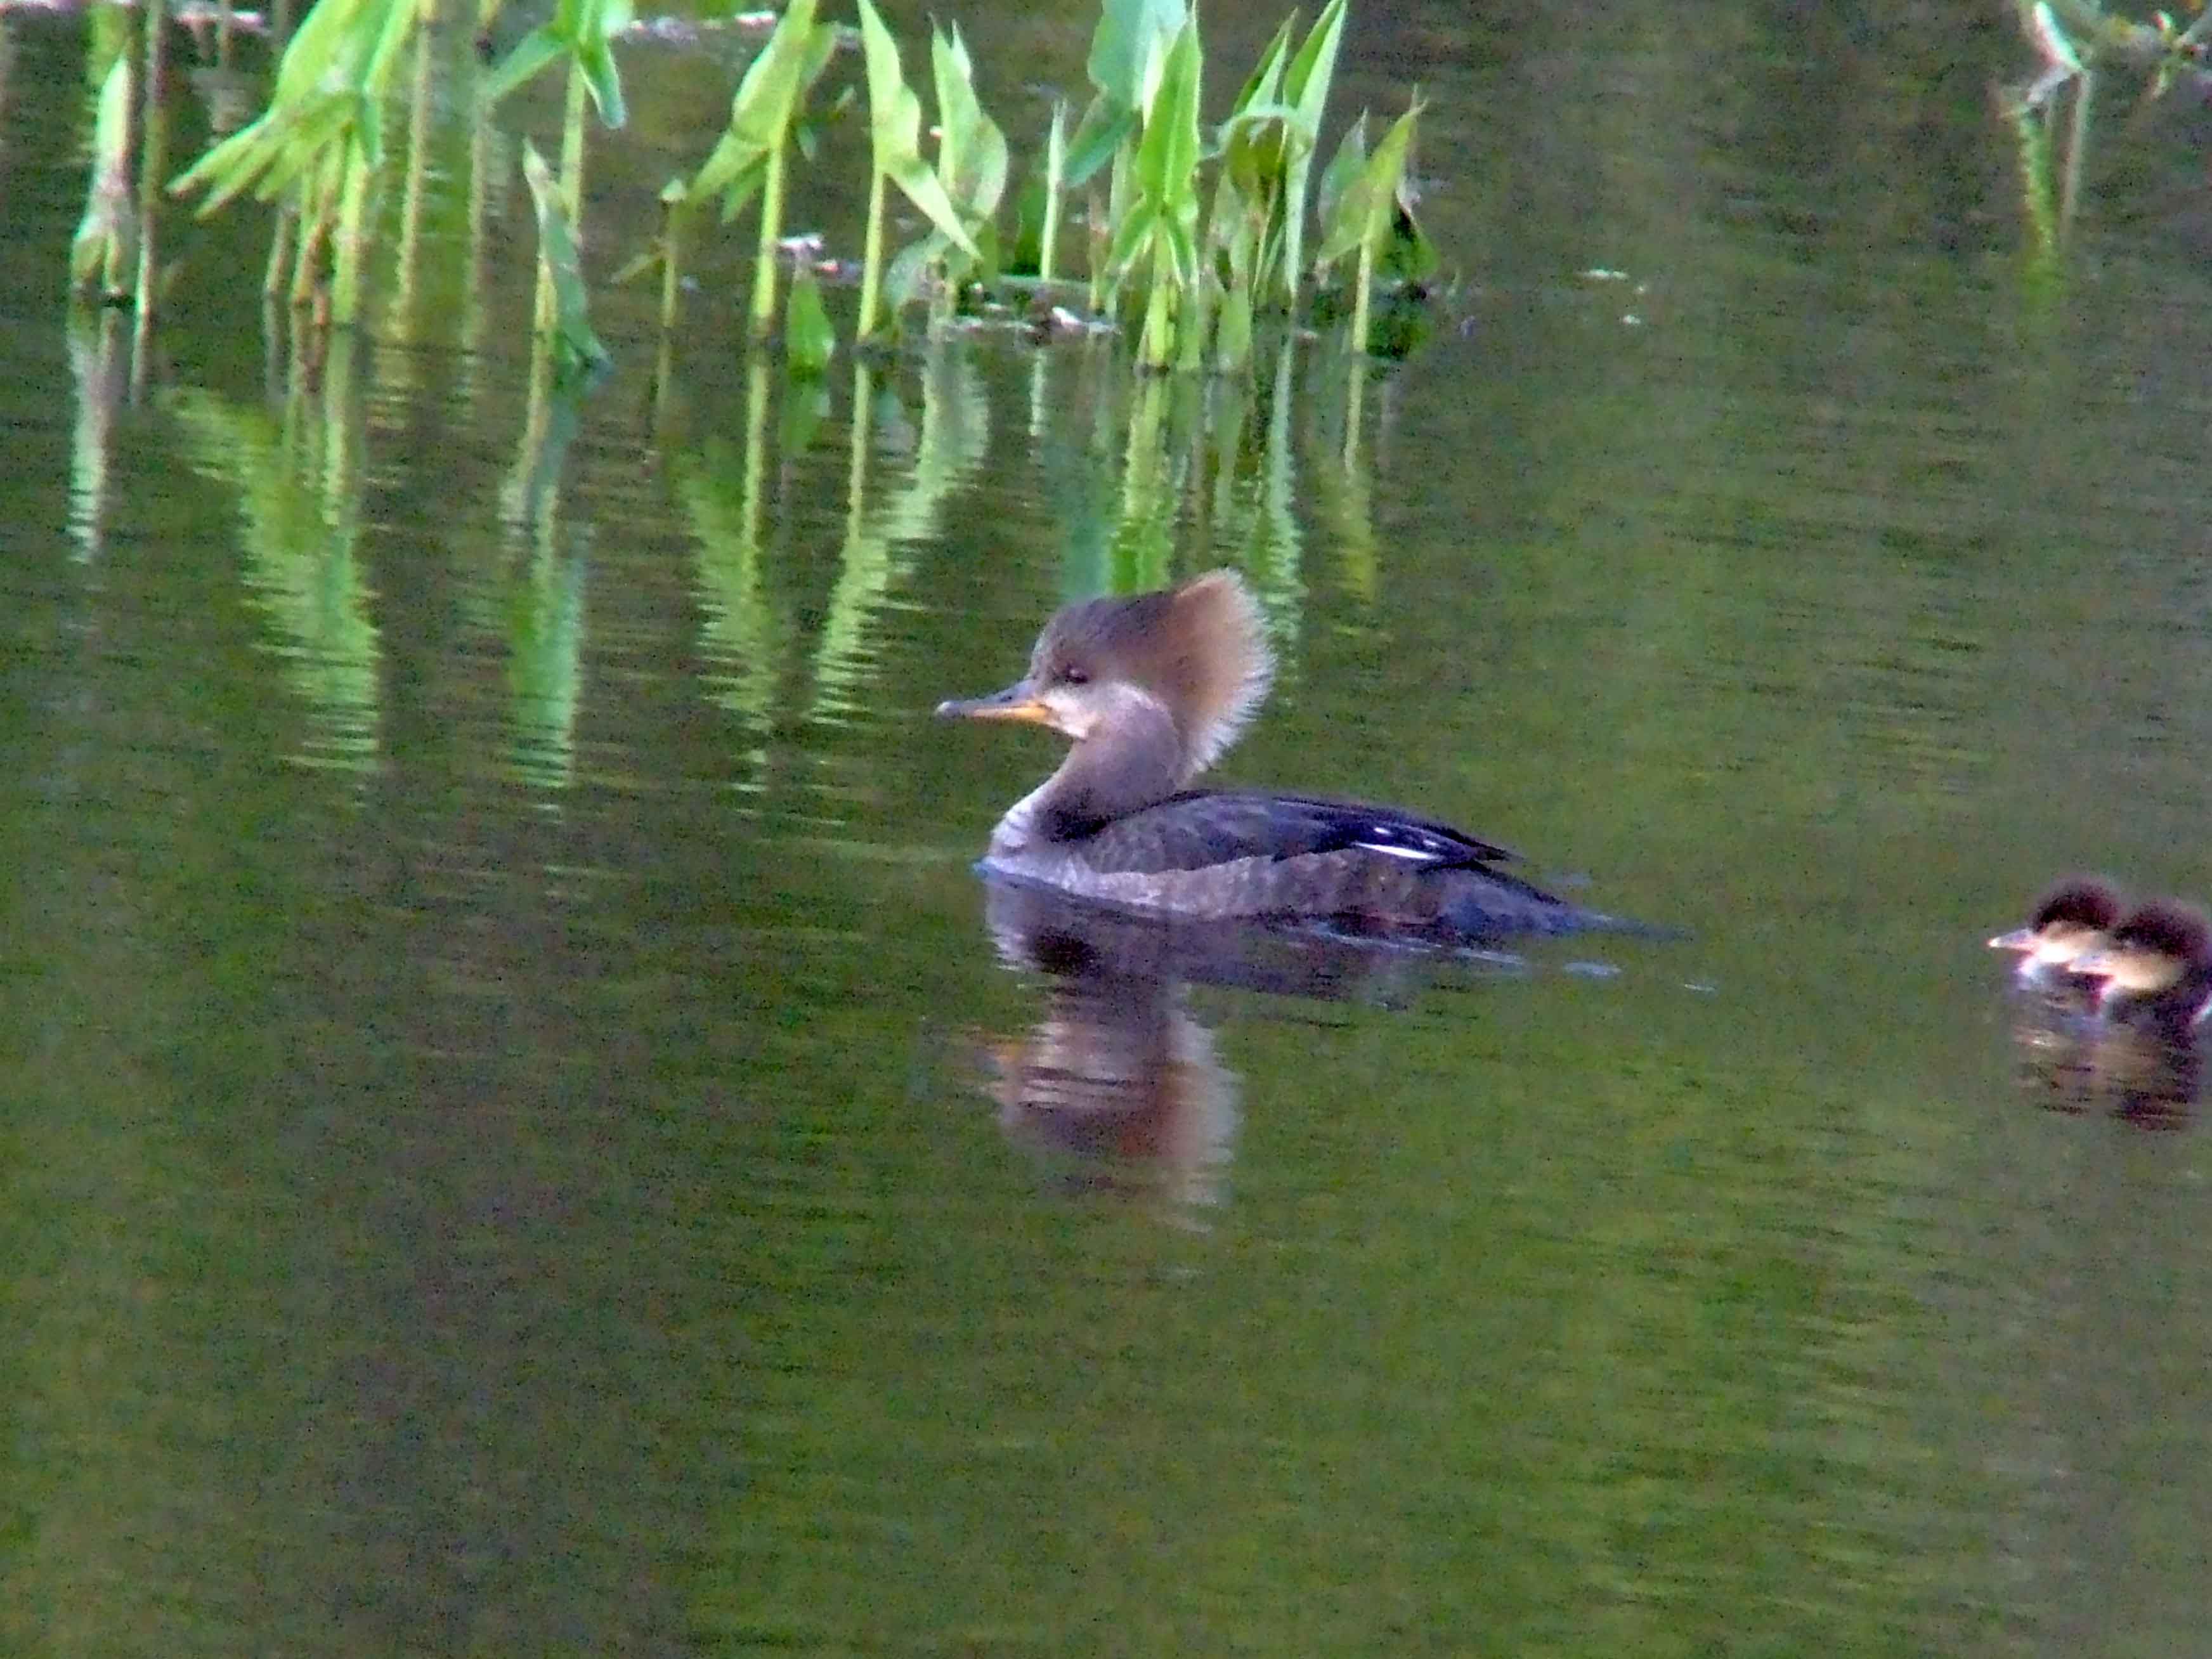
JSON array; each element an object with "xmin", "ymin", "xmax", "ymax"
[
  {"xmin": 481, "ymin": 25, "xmax": 566, "ymax": 107},
  {"xmin": 521, "ymin": 139, "xmax": 609, "ymax": 374},
  {"xmin": 780, "ymin": 375, "xmax": 831, "ymax": 452},
  {"xmin": 1219, "ymin": 103, "xmax": 1303, "ymax": 200},
  {"xmin": 1312, "ymin": 110, "xmax": 1367, "ymax": 262},
  {"xmin": 883, "ymin": 236, "xmax": 932, "ymax": 311},
  {"xmin": 267, "ymin": 0, "xmax": 375, "ymax": 104},
  {"xmin": 1274, "ymin": 0, "xmax": 1345, "ymax": 300},
  {"xmin": 855, "ymin": 0, "xmax": 979, "ymax": 257},
  {"xmin": 1063, "ymin": 93, "xmax": 1136, "ymax": 190},
  {"xmin": 1380, "ymin": 193, "xmax": 1438, "ymax": 285},
  {"xmin": 1133, "ymin": 18, "xmax": 1200, "ymax": 207},
  {"xmin": 689, "ymin": 0, "xmax": 831, "ymax": 214},
  {"xmin": 1159, "ymin": 212, "xmax": 1197, "ymax": 290},
  {"xmin": 1317, "ymin": 100, "xmax": 1422, "ymax": 269},
  {"xmin": 361, "ymin": 0, "xmax": 426, "ymax": 100},
  {"xmin": 689, "ymin": 134, "xmax": 768, "ymax": 222},
  {"xmin": 783, "ymin": 263, "xmax": 836, "ymax": 375},
  {"xmin": 1284, "ymin": 0, "xmax": 1346, "ymax": 128},
  {"xmin": 1086, "ymin": 0, "xmax": 1187, "ymax": 110},
  {"xmin": 576, "ymin": 34, "xmax": 627, "ymax": 129},
  {"xmin": 887, "ymin": 155, "xmax": 979, "ymax": 257},
  {"xmin": 1228, "ymin": 14, "xmax": 1294, "ymax": 119},
  {"xmin": 176, "ymin": 91, "xmax": 363, "ymax": 212},
  {"xmin": 931, "ymin": 22, "xmax": 1008, "ymax": 223},
  {"xmin": 1106, "ymin": 194, "xmax": 1158, "ymax": 276}
]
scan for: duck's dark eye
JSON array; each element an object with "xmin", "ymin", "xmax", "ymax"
[{"xmin": 1060, "ymin": 666, "xmax": 1090, "ymax": 686}]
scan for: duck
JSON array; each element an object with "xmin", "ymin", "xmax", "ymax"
[{"xmin": 935, "ymin": 569, "xmax": 1599, "ymax": 939}]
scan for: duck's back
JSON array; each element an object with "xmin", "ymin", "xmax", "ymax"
[{"xmin": 988, "ymin": 788, "xmax": 1581, "ymax": 937}]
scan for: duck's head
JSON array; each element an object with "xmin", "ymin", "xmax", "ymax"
[{"xmin": 936, "ymin": 569, "xmax": 1275, "ymax": 788}]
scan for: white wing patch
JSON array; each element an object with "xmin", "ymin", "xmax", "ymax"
[{"xmin": 1353, "ymin": 823, "xmax": 1457, "ymax": 864}]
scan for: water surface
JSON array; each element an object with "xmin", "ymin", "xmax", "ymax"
[{"xmin": 6, "ymin": 2, "xmax": 2212, "ymax": 1653}]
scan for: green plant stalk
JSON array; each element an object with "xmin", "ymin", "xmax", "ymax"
[
  {"xmin": 557, "ymin": 43, "xmax": 588, "ymax": 218},
  {"xmin": 290, "ymin": 188, "xmax": 329, "ymax": 309},
  {"xmin": 330, "ymin": 132, "xmax": 374, "ymax": 324},
  {"xmin": 1039, "ymin": 101, "xmax": 1065, "ymax": 285},
  {"xmin": 856, "ymin": 157, "xmax": 887, "ymax": 341},
  {"xmin": 660, "ymin": 196, "xmax": 684, "ymax": 334},
  {"xmin": 1178, "ymin": 282, "xmax": 1205, "ymax": 372},
  {"xmin": 741, "ymin": 357, "xmax": 771, "ymax": 550},
  {"xmin": 72, "ymin": 52, "xmax": 135, "ymax": 298},
  {"xmin": 2060, "ymin": 70, "xmax": 2092, "ymax": 245},
  {"xmin": 750, "ymin": 127, "xmax": 787, "ymax": 341},
  {"xmin": 395, "ymin": 11, "xmax": 434, "ymax": 318},
  {"xmin": 1278, "ymin": 0, "xmax": 1346, "ymax": 306},
  {"xmin": 1138, "ymin": 239, "xmax": 1174, "ymax": 369},
  {"xmin": 263, "ymin": 204, "xmax": 296, "ymax": 301},
  {"xmin": 1343, "ymin": 329, "xmax": 1365, "ymax": 466},
  {"xmin": 133, "ymin": 0, "xmax": 170, "ymax": 322},
  {"xmin": 1098, "ymin": 143, "xmax": 1133, "ymax": 318},
  {"xmin": 1350, "ymin": 219, "xmax": 1374, "ymax": 356},
  {"xmin": 1086, "ymin": 186, "xmax": 1106, "ymax": 313},
  {"xmin": 535, "ymin": 56, "xmax": 591, "ymax": 337},
  {"xmin": 846, "ymin": 359, "xmax": 874, "ymax": 517}
]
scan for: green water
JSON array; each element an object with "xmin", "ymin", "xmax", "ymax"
[{"xmin": 6, "ymin": 2, "xmax": 2212, "ymax": 1653}]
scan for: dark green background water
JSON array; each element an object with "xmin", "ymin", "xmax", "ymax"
[{"xmin": 6, "ymin": 1, "xmax": 2212, "ymax": 1653}]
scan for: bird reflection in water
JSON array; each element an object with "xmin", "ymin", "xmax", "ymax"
[{"xmin": 963, "ymin": 876, "xmax": 1530, "ymax": 1222}]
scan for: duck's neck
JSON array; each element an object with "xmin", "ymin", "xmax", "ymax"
[{"xmin": 999, "ymin": 696, "xmax": 1188, "ymax": 850}]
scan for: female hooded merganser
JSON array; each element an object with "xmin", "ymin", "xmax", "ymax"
[
  {"xmin": 935, "ymin": 569, "xmax": 1592, "ymax": 937},
  {"xmin": 2076, "ymin": 899, "xmax": 2212, "ymax": 1040},
  {"xmin": 1988, "ymin": 875, "xmax": 2124, "ymax": 991}
]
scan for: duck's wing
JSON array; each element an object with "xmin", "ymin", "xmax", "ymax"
[{"xmin": 1072, "ymin": 789, "xmax": 1523, "ymax": 876}]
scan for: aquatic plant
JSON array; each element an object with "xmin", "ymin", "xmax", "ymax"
[
  {"xmin": 1311, "ymin": 96, "xmax": 1431, "ymax": 360},
  {"xmin": 482, "ymin": 0, "xmax": 632, "ymax": 341},
  {"xmin": 684, "ymin": 0, "xmax": 840, "ymax": 344},
  {"xmin": 144, "ymin": 0, "xmax": 1431, "ymax": 375},
  {"xmin": 170, "ymin": 0, "xmax": 426, "ymax": 322},
  {"xmin": 520, "ymin": 140, "xmax": 608, "ymax": 378},
  {"xmin": 852, "ymin": 0, "xmax": 978, "ymax": 343},
  {"xmin": 69, "ymin": 53, "xmax": 136, "ymax": 302}
]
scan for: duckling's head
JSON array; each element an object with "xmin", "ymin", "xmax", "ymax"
[
  {"xmin": 936, "ymin": 569, "xmax": 1274, "ymax": 784},
  {"xmin": 1989, "ymin": 874, "xmax": 2123, "ymax": 975},
  {"xmin": 2081, "ymin": 899, "xmax": 2212, "ymax": 1011}
]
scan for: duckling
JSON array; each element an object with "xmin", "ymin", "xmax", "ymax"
[{"xmin": 1989, "ymin": 875, "xmax": 2123, "ymax": 992}]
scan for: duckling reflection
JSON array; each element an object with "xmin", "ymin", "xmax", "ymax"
[
  {"xmin": 967, "ymin": 877, "xmax": 1530, "ymax": 1219},
  {"xmin": 2083, "ymin": 1022, "xmax": 2201, "ymax": 1129},
  {"xmin": 2074, "ymin": 901, "xmax": 2212, "ymax": 1128}
]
